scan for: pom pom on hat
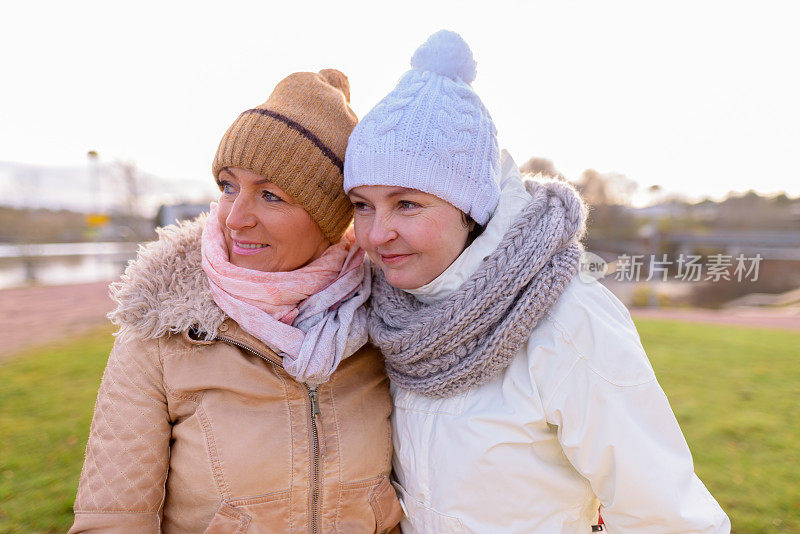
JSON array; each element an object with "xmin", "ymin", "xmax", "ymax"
[
  {"xmin": 344, "ymin": 29, "xmax": 501, "ymax": 225},
  {"xmin": 318, "ymin": 68, "xmax": 351, "ymax": 103},
  {"xmin": 410, "ymin": 30, "xmax": 477, "ymax": 84}
]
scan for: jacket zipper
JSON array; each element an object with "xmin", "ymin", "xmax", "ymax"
[
  {"xmin": 215, "ymin": 335, "xmax": 321, "ymax": 534},
  {"xmin": 215, "ymin": 335, "xmax": 282, "ymax": 366},
  {"xmin": 308, "ymin": 386, "xmax": 321, "ymax": 534}
]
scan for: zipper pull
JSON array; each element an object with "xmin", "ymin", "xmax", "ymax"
[{"xmin": 309, "ymin": 387, "xmax": 321, "ymax": 417}]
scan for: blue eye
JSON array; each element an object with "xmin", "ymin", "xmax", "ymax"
[
  {"xmin": 263, "ymin": 191, "xmax": 282, "ymax": 202},
  {"xmin": 218, "ymin": 181, "xmax": 235, "ymax": 194},
  {"xmin": 399, "ymin": 200, "xmax": 420, "ymax": 210}
]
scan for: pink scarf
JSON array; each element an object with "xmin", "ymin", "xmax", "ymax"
[{"xmin": 201, "ymin": 203, "xmax": 370, "ymax": 385}]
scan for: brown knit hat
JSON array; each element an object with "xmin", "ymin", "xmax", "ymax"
[{"xmin": 213, "ymin": 69, "xmax": 358, "ymax": 243}]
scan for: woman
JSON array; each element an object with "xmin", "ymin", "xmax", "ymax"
[
  {"xmin": 70, "ymin": 69, "xmax": 402, "ymax": 533},
  {"xmin": 344, "ymin": 31, "xmax": 731, "ymax": 533}
]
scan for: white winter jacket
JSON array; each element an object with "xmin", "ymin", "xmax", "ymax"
[{"xmin": 389, "ymin": 151, "xmax": 731, "ymax": 533}]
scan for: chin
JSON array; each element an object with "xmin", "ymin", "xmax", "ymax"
[
  {"xmin": 230, "ymin": 258, "xmax": 261, "ymax": 271},
  {"xmin": 380, "ymin": 269, "xmax": 424, "ymax": 291}
]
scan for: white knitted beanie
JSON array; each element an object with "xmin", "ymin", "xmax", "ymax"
[{"xmin": 343, "ymin": 30, "xmax": 501, "ymax": 225}]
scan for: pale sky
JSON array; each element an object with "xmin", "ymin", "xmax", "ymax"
[{"xmin": 2, "ymin": 0, "xmax": 798, "ymax": 208}]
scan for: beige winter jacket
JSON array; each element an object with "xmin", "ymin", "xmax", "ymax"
[{"xmin": 69, "ymin": 217, "xmax": 402, "ymax": 534}]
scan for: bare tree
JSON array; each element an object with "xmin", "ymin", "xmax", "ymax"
[
  {"xmin": 114, "ymin": 161, "xmax": 141, "ymax": 217},
  {"xmin": 520, "ymin": 157, "xmax": 563, "ymax": 179},
  {"xmin": 576, "ymin": 169, "xmax": 607, "ymax": 206},
  {"xmin": 576, "ymin": 169, "xmax": 637, "ymax": 206}
]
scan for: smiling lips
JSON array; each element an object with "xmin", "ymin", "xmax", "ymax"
[
  {"xmin": 232, "ymin": 240, "xmax": 270, "ymax": 256},
  {"xmin": 379, "ymin": 253, "xmax": 413, "ymax": 265}
]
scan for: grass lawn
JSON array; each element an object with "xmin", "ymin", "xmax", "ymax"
[
  {"xmin": 635, "ymin": 319, "xmax": 800, "ymax": 533},
  {"xmin": 0, "ymin": 320, "xmax": 798, "ymax": 532},
  {"xmin": 0, "ymin": 326, "xmax": 113, "ymax": 533}
]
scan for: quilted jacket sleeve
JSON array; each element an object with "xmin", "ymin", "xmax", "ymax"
[{"xmin": 69, "ymin": 333, "xmax": 172, "ymax": 533}]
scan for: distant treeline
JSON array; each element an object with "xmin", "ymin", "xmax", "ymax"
[
  {"xmin": 520, "ymin": 157, "xmax": 800, "ymax": 307},
  {"xmin": 520, "ymin": 157, "xmax": 800, "ymax": 238},
  {"xmin": 586, "ymin": 190, "xmax": 800, "ymax": 243}
]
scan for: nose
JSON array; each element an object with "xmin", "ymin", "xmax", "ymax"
[
  {"xmin": 367, "ymin": 212, "xmax": 398, "ymax": 248},
  {"xmin": 225, "ymin": 195, "xmax": 256, "ymax": 231}
]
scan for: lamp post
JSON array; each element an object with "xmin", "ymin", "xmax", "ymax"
[
  {"xmin": 87, "ymin": 150, "xmax": 99, "ymax": 214},
  {"xmin": 85, "ymin": 150, "xmax": 109, "ymax": 235}
]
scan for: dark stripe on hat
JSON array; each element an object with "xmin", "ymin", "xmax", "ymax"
[{"xmin": 243, "ymin": 108, "xmax": 344, "ymax": 173}]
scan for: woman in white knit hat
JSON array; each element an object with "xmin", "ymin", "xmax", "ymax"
[{"xmin": 344, "ymin": 30, "xmax": 730, "ymax": 533}]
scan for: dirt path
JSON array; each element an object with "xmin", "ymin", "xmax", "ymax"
[
  {"xmin": 0, "ymin": 281, "xmax": 114, "ymax": 360},
  {"xmin": 630, "ymin": 307, "xmax": 800, "ymax": 331}
]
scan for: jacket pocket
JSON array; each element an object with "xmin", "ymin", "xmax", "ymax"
[
  {"xmin": 392, "ymin": 481, "xmax": 464, "ymax": 533},
  {"xmin": 369, "ymin": 475, "xmax": 404, "ymax": 533},
  {"xmin": 203, "ymin": 501, "xmax": 252, "ymax": 534},
  {"xmin": 339, "ymin": 475, "xmax": 403, "ymax": 533}
]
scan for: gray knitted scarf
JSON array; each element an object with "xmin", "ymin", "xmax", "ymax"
[{"xmin": 368, "ymin": 178, "xmax": 587, "ymax": 398}]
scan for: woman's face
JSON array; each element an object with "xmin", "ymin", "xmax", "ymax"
[
  {"xmin": 216, "ymin": 167, "xmax": 329, "ymax": 272},
  {"xmin": 349, "ymin": 185, "xmax": 470, "ymax": 289}
]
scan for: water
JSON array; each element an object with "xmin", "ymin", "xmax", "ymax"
[{"xmin": 0, "ymin": 242, "xmax": 140, "ymax": 289}]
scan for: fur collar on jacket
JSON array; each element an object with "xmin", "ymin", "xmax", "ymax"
[{"xmin": 107, "ymin": 214, "xmax": 226, "ymax": 340}]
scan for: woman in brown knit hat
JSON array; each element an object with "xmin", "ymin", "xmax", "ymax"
[{"xmin": 69, "ymin": 69, "xmax": 402, "ymax": 533}]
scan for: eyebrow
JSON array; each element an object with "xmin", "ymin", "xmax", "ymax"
[
  {"xmin": 220, "ymin": 168, "xmax": 270, "ymax": 186},
  {"xmin": 349, "ymin": 187, "xmax": 419, "ymax": 200}
]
